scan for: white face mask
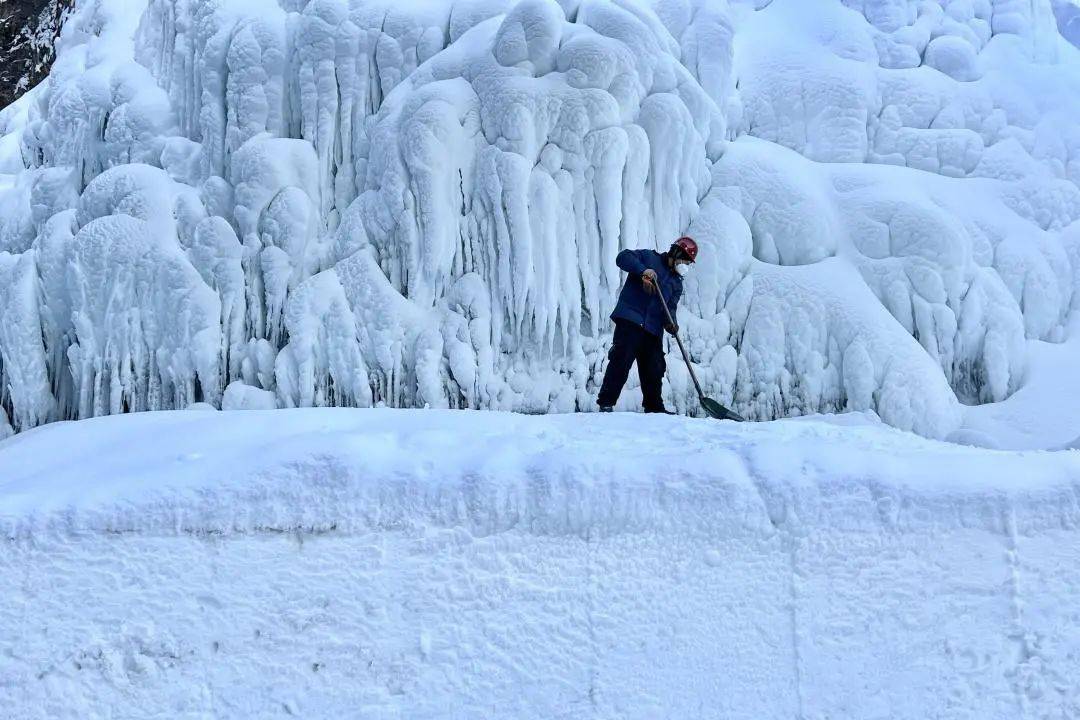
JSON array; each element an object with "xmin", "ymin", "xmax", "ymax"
[{"xmin": 675, "ymin": 263, "xmax": 690, "ymax": 277}]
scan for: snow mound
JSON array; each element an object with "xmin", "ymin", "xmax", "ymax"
[
  {"xmin": 2, "ymin": 408, "xmax": 1080, "ymax": 717},
  {"xmin": 1, "ymin": 0, "xmax": 1080, "ymax": 440}
]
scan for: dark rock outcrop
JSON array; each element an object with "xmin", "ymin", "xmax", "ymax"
[{"xmin": 0, "ymin": 0, "xmax": 72, "ymax": 110}]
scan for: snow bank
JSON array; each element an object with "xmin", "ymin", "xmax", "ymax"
[
  {"xmin": 1, "ymin": 0, "xmax": 1080, "ymax": 440},
  {"xmin": 962, "ymin": 314, "xmax": 1080, "ymax": 449},
  {"xmin": 1, "ymin": 408, "xmax": 1079, "ymax": 717}
]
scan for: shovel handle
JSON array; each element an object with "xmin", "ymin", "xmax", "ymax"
[{"xmin": 654, "ymin": 286, "xmax": 708, "ymax": 403}]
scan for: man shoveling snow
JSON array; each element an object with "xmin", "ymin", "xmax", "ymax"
[{"xmin": 596, "ymin": 237, "xmax": 697, "ymax": 414}]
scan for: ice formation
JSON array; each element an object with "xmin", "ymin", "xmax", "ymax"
[{"xmin": 3, "ymin": 0, "xmax": 1080, "ymax": 438}]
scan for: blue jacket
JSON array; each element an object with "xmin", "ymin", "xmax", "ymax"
[{"xmin": 610, "ymin": 249, "xmax": 682, "ymax": 337}]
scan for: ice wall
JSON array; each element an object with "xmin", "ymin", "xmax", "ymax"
[
  {"xmin": 2, "ymin": 0, "xmax": 1080, "ymax": 438},
  {"xmin": 2, "ymin": 408, "xmax": 1080, "ymax": 717}
]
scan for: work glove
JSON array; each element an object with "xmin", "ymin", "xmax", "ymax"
[
  {"xmin": 664, "ymin": 322, "xmax": 679, "ymax": 336},
  {"xmin": 641, "ymin": 269, "xmax": 658, "ymax": 294}
]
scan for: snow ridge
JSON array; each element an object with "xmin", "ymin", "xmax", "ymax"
[
  {"xmin": 2, "ymin": 409, "xmax": 1080, "ymax": 717},
  {"xmin": 2, "ymin": 0, "xmax": 1080, "ymax": 438}
]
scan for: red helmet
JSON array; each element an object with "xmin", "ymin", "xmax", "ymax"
[{"xmin": 672, "ymin": 236, "xmax": 698, "ymax": 262}]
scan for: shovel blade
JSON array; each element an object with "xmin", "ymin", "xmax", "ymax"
[{"xmin": 701, "ymin": 397, "xmax": 744, "ymax": 422}]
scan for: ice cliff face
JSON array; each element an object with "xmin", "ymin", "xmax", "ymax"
[{"xmin": 2, "ymin": 0, "xmax": 1080, "ymax": 439}]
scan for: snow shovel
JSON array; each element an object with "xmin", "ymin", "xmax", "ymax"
[{"xmin": 655, "ymin": 283, "xmax": 744, "ymax": 421}]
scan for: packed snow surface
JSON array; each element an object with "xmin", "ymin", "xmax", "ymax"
[
  {"xmin": 3, "ymin": 0, "xmax": 1080, "ymax": 440},
  {"xmin": 2, "ymin": 408, "xmax": 1080, "ymax": 717}
]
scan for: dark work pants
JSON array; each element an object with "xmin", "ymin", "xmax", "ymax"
[{"xmin": 597, "ymin": 319, "xmax": 667, "ymax": 412}]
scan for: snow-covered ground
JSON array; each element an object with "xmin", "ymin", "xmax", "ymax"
[{"xmin": 2, "ymin": 407, "xmax": 1080, "ymax": 718}]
